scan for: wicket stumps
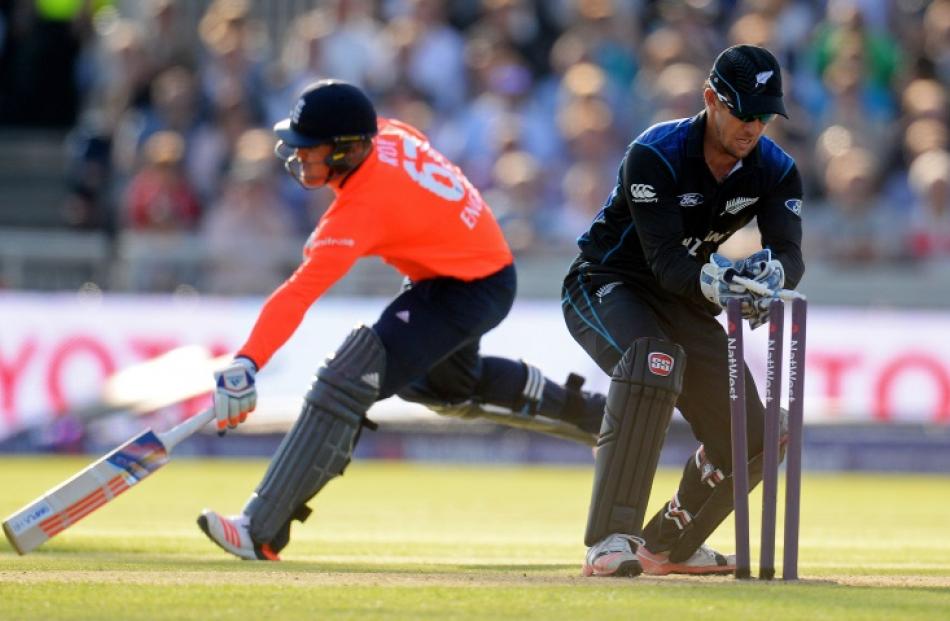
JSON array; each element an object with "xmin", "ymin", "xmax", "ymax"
[{"xmin": 727, "ymin": 295, "xmax": 807, "ymax": 581}]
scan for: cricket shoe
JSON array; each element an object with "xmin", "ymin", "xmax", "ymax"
[
  {"xmin": 637, "ymin": 543, "xmax": 735, "ymax": 576},
  {"xmin": 582, "ymin": 533, "xmax": 644, "ymax": 577},
  {"xmin": 197, "ymin": 509, "xmax": 280, "ymax": 561}
]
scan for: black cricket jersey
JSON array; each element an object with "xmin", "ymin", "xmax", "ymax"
[{"xmin": 577, "ymin": 111, "xmax": 804, "ymax": 310}]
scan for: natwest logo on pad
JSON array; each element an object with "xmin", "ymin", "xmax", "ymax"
[{"xmin": 648, "ymin": 352, "xmax": 674, "ymax": 376}]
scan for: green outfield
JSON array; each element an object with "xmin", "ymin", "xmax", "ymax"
[{"xmin": 0, "ymin": 456, "xmax": 948, "ymax": 621}]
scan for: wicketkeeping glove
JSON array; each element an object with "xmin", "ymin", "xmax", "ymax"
[
  {"xmin": 700, "ymin": 253, "xmax": 752, "ymax": 309},
  {"xmin": 700, "ymin": 253, "xmax": 778, "ymax": 328},
  {"xmin": 213, "ymin": 357, "xmax": 257, "ymax": 435},
  {"xmin": 746, "ymin": 297, "xmax": 773, "ymax": 330},
  {"xmin": 734, "ymin": 249, "xmax": 785, "ymax": 329},
  {"xmin": 735, "ymin": 248, "xmax": 785, "ymax": 292}
]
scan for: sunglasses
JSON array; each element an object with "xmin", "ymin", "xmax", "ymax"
[{"xmin": 711, "ymin": 86, "xmax": 775, "ymax": 124}]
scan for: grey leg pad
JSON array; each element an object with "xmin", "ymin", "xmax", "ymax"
[
  {"xmin": 584, "ymin": 337, "xmax": 685, "ymax": 546},
  {"xmin": 245, "ymin": 325, "xmax": 385, "ymax": 543}
]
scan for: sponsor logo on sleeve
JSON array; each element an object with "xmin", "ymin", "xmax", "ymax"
[
  {"xmin": 313, "ymin": 237, "xmax": 356, "ymax": 248},
  {"xmin": 648, "ymin": 352, "xmax": 674, "ymax": 377},
  {"xmin": 304, "ymin": 234, "xmax": 357, "ymax": 256},
  {"xmin": 678, "ymin": 193, "xmax": 704, "ymax": 207},
  {"xmin": 629, "ymin": 184, "xmax": 658, "ymax": 203},
  {"xmin": 723, "ymin": 196, "xmax": 759, "ymax": 215},
  {"xmin": 785, "ymin": 198, "xmax": 803, "ymax": 216}
]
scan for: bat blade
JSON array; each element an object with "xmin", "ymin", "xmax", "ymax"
[
  {"xmin": 3, "ymin": 430, "xmax": 171, "ymax": 555},
  {"xmin": 4, "ymin": 408, "xmax": 213, "ymax": 555}
]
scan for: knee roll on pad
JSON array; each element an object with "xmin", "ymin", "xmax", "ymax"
[
  {"xmin": 584, "ymin": 337, "xmax": 685, "ymax": 546},
  {"xmin": 246, "ymin": 325, "xmax": 386, "ymax": 545}
]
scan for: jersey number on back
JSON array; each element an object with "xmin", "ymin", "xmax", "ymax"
[{"xmin": 401, "ymin": 136, "xmax": 465, "ymax": 202}]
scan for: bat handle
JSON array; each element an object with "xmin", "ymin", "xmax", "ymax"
[
  {"xmin": 729, "ymin": 274, "xmax": 806, "ymax": 302},
  {"xmin": 158, "ymin": 408, "xmax": 215, "ymax": 451}
]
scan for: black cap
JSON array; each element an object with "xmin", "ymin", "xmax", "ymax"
[
  {"xmin": 274, "ymin": 80, "xmax": 377, "ymax": 148},
  {"xmin": 709, "ymin": 45, "xmax": 787, "ymax": 119}
]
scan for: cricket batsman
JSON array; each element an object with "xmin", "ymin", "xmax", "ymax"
[
  {"xmin": 198, "ymin": 79, "xmax": 605, "ymax": 560},
  {"xmin": 561, "ymin": 45, "xmax": 805, "ymax": 576}
]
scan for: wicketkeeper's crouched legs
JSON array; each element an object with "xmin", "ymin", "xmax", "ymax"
[
  {"xmin": 641, "ymin": 408, "xmax": 788, "ymax": 563},
  {"xmin": 242, "ymin": 325, "xmax": 385, "ymax": 551}
]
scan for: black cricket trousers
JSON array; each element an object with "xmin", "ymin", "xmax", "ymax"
[{"xmin": 560, "ymin": 258, "xmax": 765, "ymax": 472}]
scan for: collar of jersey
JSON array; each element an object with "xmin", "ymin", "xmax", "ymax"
[{"xmin": 336, "ymin": 140, "xmax": 379, "ymax": 192}]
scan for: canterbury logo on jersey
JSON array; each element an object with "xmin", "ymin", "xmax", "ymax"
[
  {"xmin": 629, "ymin": 184, "xmax": 657, "ymax": 202},
  {"xmin": 723, "ymin": 196, "xmax": 759, "ymax": 214}
]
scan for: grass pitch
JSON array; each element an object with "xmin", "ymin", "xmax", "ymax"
[{"xmin": 1, "ymin": 456, "xmax": 948, "ymax": 620}]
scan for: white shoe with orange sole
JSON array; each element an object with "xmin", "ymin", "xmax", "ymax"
[
  {"xmin": 582, "ymin": 533, "xmax": 643, "ymax": 577},
  {"xmin": 197, "ymin": 509, "xmax": 280, "ymax": 561},
  {"xmin": 638, "ymin": 543, "xmax": 735, "ymax": 575}
]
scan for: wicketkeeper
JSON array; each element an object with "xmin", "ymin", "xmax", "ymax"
[
  {"xmin": 561, "ymin": 45, "xmax": 805, "ymax": 576},
  {"xmin": 198, "ymin": 80, "xmax": 605, "ymax": 560}
]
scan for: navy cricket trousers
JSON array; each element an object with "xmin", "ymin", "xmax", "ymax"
[{"xmin": 371, "ymin": 263, "xmax": 526, "ymax": 406}]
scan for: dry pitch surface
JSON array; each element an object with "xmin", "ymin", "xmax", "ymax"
[{"xmin": 1, "ymin": 457, "xmax": 948, "ymax": 620}]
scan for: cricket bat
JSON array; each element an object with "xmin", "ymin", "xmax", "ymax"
[{"xmin": 2, "ymin": 407, "xmax": 215, "ymax": 555}]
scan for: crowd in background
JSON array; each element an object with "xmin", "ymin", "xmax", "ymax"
[{"xmin": 0, "ymin": 0, "xmax": 949, "ymax": 294}]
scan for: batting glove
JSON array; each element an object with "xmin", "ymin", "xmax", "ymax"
[{"xmin": 213, "ymin": 357, "xmax": 257, "ymax": 435}]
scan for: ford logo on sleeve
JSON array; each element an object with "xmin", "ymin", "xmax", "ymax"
[{"xmin": 678, "ymin": 193, "xmax": 704, "ymax": 207}]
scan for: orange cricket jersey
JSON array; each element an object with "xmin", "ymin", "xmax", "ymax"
[{"xmin": 237, "ymin": 117, "xmax": 514, "ymax": 369}]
